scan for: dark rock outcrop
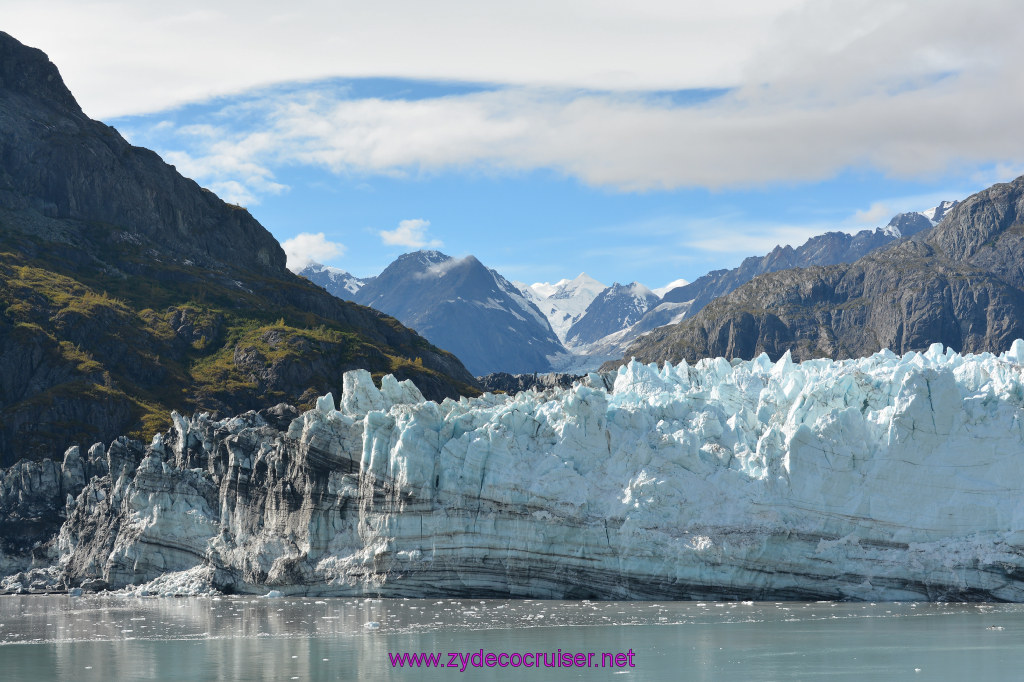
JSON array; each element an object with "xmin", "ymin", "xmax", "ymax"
[{"xmin": 476, "ymin": 372, "xmax": 583, "ymax": 395}]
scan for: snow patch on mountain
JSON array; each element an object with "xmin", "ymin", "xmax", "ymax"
[
  {"xmin": 922, "ymin": 200, "xmax": 959, "ymax": 224},
  {"xmin": 653, "ymin": 278, "xmax": 690, "ymax": 298},
  {"xmin": 298, "ymin": 263, "xmax": 367, "ymax": 300},
  {"xmin": 516, "ymin": 273, "xmax": 607, "ymax": 345}
]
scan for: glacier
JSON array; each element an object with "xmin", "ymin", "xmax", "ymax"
[{"xmin": 5, "ymin": 342, "xmax": 1024, "ymax": 600}]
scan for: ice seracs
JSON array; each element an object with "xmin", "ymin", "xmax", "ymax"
[{"xmin": 7, "ymin": 342, "xmax": 1024, "ymax": 601}]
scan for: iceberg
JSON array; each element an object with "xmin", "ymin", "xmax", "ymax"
[{"xmin": 6, "ymin": 343, "xmax": 1024, "ymax": 600}]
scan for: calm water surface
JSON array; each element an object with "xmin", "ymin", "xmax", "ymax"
[{"xmin": 1, "ymin": 595, "xmax": 1021, "ymax": 680}]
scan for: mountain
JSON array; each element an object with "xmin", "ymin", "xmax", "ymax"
[
  {"xmin": 565, "ymin": 282, "xmax": 660, "ymax": 347},
  {"xmin": 612, "ymin": 178, "xmax": 1024, "ymax": 367},
  {"xmin": 0, "ymin": 32, "xmax": 477, "ymax": 466},
  {"xmin": 7, "ymin": 346, "xmax": 1024, "ymax": 600},
  {"xmin": 297, "ymin": 263, "xmax": 367, "ymax": 301},
  {"xmin": 515, "ymin": 273, "xmax": 606, "ymax": 345},
  {"xmin": 351, "ymin": 251, "xmax": 566, "ymax": 375},
  {"xmin": 922, "ymin": 199, "xmax": 959, "ymax": 223},
  {"xmin": 659, "ymin": 210, "xmax": 938, "ymax": 313},
  {"xmin": 542, "ymin": 207, "xmax": 948, "ymax": 374}
]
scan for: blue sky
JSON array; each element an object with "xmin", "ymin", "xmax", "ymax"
[{"xmin": 8, "ymin": 0, "xmax": 1024, "ymax": 289}]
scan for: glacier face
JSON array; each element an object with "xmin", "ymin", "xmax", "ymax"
[{"xmin": 7, "ymin": 343, "xmax": 1024, "ymax": 600}]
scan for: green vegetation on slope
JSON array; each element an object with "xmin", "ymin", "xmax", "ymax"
[{"xmin": 0, "ymin": 227, "xmax": 478, "ymax": 465}]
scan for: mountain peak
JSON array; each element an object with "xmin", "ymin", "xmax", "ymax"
[
  {"xmin": 351, "ymin": 252, "xmax": 563, "ymax": 374},
  {"xmin": 404, "ymin": 249, "xmax": 452, "ymax": 266},
  {"xmin": 0, "ymin": 31, "xmax": 81, "ymax": 115},
  {"xmin": 922, "ymin": 200, "xmax": 959, "ymax": 224}
]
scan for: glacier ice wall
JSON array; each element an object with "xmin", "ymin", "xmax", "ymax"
[{"xmin": 10, "ymin": 342, "xmax": 1024, "ymax": 600}]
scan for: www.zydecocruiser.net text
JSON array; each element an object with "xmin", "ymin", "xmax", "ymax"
[{"xmin": 389, "ymin": 649, "xmax": 637, "ymax": 671}]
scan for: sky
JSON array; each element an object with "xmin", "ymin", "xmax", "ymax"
[{"xmin": 7, "ymin": 0, "xmax": 1024, "ymax": 290}]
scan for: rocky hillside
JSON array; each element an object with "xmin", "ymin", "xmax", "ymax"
[
  {"xmin": 658, "ymin": 211, "xmax": 937, "ymax": 316},
  {"xmin": 612, "ymin": 177, "xmax": 1024, "ymax": 366},
  {"xmin": 0, "ymin": 32, "xmax": 477, "ymax": 466}
]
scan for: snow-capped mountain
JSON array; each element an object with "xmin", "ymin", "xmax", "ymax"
[
  {"xmin": 351, "ymin": 251, "xmax": 566, "ymax": 375},
  {"xmin": 922, "ymin": 199, "xmax": 959, "ymax": 224},
  {"xmin": 565, "ymin": 282, "xmax": 660, "ymax": 347},
  {"xmin": 298, "ymin": 263, "xmax": 367, "ymax": 301},
  {"xmin": 515, "ymin": 273, "xmax": 607, "ymax": 344}
]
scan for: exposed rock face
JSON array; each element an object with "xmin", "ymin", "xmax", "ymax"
[
  {"xmin": 0, "ymin": 32, "xmax": 478, "ymax": 465},
  {"xmin": 613, "ymin": 179, "xmax": 1024, "ymax": 368},
  {"xmin": 5, "ymin": 345, "xmax": 1024, "ymax": 601},
  {"xmin": 476, "ymin": 372, "xmax": 585, "ymax": 395},
  {"xmin": 558, "ymin": 210, "xmax": 941, "ymax": 372}
]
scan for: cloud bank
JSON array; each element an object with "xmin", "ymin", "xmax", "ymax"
[
  {"xmin": 380, "ymin": 219, "xmax": 442, "ymax": 249},
  {"xmin": 281, "ymin": 232, "xmax": 346, "ymax": 272},
  {"xmin": 29, "ymin": 0, "xmax": 1023, "ymax": 199}
]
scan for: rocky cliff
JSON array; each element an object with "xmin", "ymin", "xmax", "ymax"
[
  {"xmin": 5, "ymin": 344, "xmax": 1024, "ymax": 601},
  {"xmin": 612, "ymin": 178, "xmax": 1022, "ymax": 367},
  {"xmin": 0, "ymin": 32, "xmax": 478, "ymax": 465}
]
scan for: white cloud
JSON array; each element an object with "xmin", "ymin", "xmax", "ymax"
[
  {"xmin": 281, "ymin": 232, "xmax": 346, "ymax": 272},
  {"xmin": 4, "ymin": 1, "xmax": 801, "ymax": 118},
  {"xmin": 30, "ymin": 0, "xmax": 1024, "ymax": 195},
  {"xmin": 380, "ymin": 219, "xmax": 442, "ymax": 248},
  {"xmin": 686, "ymin": 224, "xmax": 838, "ymax": 255},
  {"xmin": 653, "ymin": 279, "xmax": 690, "ymax": 297},
  {"xmin": 851, "ymin": 202, "xmax": 894, "ymax": 226},
  {"xmin": 416, "ymin": 257, "xmax": 470, "ymax": 279},
  {"xmin": 163, "ymin": 140, "xmax": 287, "ymax": 206}
]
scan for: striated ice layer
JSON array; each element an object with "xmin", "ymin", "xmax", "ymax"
[{"xmin": 18, "ymin": 342, "xmax": 1024, "ymax": 600}]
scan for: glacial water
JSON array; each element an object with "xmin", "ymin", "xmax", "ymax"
[{"xmin": 1, "ymin": 597, "xmax": 1023, "ymax": 680}]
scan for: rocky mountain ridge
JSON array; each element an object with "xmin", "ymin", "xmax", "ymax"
[
  {"xmin": 612, "ymin": 179, "xmax": 1021, "ymax": 367},
  {"xmin": 565, "ymin": 282, "xmax": 660, "ymax": 347}
]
